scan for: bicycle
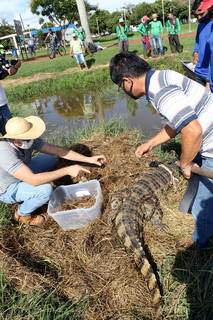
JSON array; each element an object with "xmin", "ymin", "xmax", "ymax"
[{"xmin": 47, "ymin": 42, "xmax": 66, "ymax": 59}]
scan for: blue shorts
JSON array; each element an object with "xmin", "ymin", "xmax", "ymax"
[{"xmin": 74, "ymin": 53, "xmax": 86, "ymax": 65}]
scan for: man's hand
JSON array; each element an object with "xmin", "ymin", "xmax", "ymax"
[
  {"xmin": 179, "ymin": 162, "xmax": 200, "ymax": 179},
  {"xmin": 193, "ymin": 52, "xmax": 199, "ymax": 65},
  {"xmin": 87, "ymin": 155, "xmax": 106, "ymax": 166},
  {"xmin": 180, "ymin": 163, "xmax": 192, "ymax": 179},
  {"xmin": 135, "ymin": 142, "xmax": 153, "ymax": 158},
  {"xmin": 65, "ymin": 165, "xmax": 90, "ymax": 178}
]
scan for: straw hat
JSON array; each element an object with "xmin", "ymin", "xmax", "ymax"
[
  {"xmin": 0, "ymin": 116, "xmax": 46, "ymax": 140},
  {"xmin": 152, "ymin": 13, "xmax": 158, "ymax": 19}
]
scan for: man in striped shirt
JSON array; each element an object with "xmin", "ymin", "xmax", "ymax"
[{"xmin": 110, "ymin": 52, "xmax": 213, "ymax": 248}]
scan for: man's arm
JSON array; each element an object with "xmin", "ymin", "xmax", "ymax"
[
  {"xmin": 176, "ymin": 18, "xmax": 181, "ymax": 34},
  {"xmin": 135, "ymin": 125, "xmax": 176, "ymax": 157},
  {"xmin": 40, "ymin": 143, "xmax": 106, "ymax": 166},
  {"xmin": 180, "ymin": 119, "xmax": 202, "ymax": 168},
  {"xmin": 116, "ymin": 26, "xmax": 121, "ymax": 38},
  {"xmin": 165, "ymin": 20, "xmax": 169, "ymax": 33},
  {"xmin": 159, "ymin": 21, "xmax": 163, "ymax": 34},
  {"xmin": 44, "ymin": 33, "xmax": 50, "ymax": 42},
  {"xmin": 12, "ymin": 163, "xmax": 90, "ymax": 186}
]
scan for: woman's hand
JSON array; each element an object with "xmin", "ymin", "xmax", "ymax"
[
  {"xmin": 65, "ymin": 165, "xmax": 90, "ymax": 178},
  {"xmin": 87, "ymin": 155, "xmax": 106, "ymax": 166}
]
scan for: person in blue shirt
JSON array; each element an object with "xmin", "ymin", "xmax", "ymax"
[
  {"xmin": 209, "ymin": 32, "xmax": 213, "ymax": 92},
  {"xmin": 192, "ymin": 0, "xmax": 213, "ymax": 87}
]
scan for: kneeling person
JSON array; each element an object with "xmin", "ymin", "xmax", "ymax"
[{"xmin": 0, "ymin": 116, "xmax": 106, "ymax": 226}]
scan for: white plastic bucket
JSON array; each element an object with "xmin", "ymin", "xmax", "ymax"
[{"xmin": 47, "ymin": 180, "xmax": 103, "ymax": 231}]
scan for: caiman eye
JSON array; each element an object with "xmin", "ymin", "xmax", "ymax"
[{"xmin": 149, "ymin": 161, "xmax": 161, "ymax": 168}]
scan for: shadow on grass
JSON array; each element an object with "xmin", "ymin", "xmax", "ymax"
[
  {"xmin": 0, "ymin": 225, "xmax": 61, "ymax": 283},
  {"xmin": 86, "ymin": 57, "xmax": 96, "ymax": 69},
  {"xmin": 172, "ymin": 243, "xmax": 213, "ymax": 320},
  {"xmin": 0, "ymin": 272, "xmax": 87, "ymax": 320},
  {"xmin": 160, "ymin": 139, "xmax": 181, "ymax": 157}
]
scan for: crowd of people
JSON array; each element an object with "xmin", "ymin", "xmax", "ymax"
[
  {"xmin": 116, "ymin": 12, "xmax": 183, "ymax": 57},
  {"xmin": 0, "ymin": 0, "xmax": 212, "ymax": 253}
]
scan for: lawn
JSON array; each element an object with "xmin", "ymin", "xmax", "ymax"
[{"xmin": 7, "ymin": 23, "xmax": 196, "ymax": 81}]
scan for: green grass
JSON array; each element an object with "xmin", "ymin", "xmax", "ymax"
[
  {"xmin": 6, "ymin": 35, "xmax": 195, "ymax": 105},
  {"xmin": 0, "ymin": 272, "xmax": 87, "ymax": 320},
  {"xmin": 47, "ymin": 117, "xmax": 128, "ymax": 147},
  {"xmin": 161, "ymin": 248, "xmax": 213, "ymax": 320},
  {"xmin": 9, "ymin": 26, "xmax": 196, "ymax": 81},
  {"xmin": 12, "ymin": 54, "xmax": 76, "ymax": 79},
  {"xmin": 6, "ymin": 67, "xmax": 110, "ymax": 104},
  {"xmin": 0, "ymin": 204, "xmax": 11, "ymax": 227}
]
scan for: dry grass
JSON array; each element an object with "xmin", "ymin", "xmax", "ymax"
[{"xmin": 0, "ymin": 132, "xmax": 194, "ymax": 320}]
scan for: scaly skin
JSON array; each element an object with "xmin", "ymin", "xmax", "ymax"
[{"xmin": 111, "ymin": 165, "xmax": 173, "ymax": 318}]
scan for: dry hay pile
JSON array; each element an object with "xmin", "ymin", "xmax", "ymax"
[{"xmin": 0, "ymin": 133, "xmax": 194, "ymax": 320}]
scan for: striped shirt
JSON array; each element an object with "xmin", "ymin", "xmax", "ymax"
[{"xmin": 145, "ymin": 69, "xmax": 213, "ymax": 158}]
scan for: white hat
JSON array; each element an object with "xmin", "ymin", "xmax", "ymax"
[
  {"xmin": 119, "ymin": 18, "xmax": 124, "ymax": 23},
  {"xmin": 0, "ymin": 116, "xmax": 46, "ymax": 140},
  {"xmin": 74, "ymin": 21, "xmax": 79, "ymax": 26}
]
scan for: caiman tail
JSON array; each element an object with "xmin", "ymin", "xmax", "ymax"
[{"xmin": 115, "ymin": 209, "xmax": 161, "ymax": 318}]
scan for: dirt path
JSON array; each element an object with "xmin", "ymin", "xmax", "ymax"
[
  {"xmin": 2, "ymin": 31, "xmax": 195, "ymax": 88},
  {"xmin": 2, "ymin": 63, "xmax": 109, "ymax": 87}
]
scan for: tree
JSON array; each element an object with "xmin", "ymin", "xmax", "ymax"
[
  {"xmin": 31, "ymin": 0, "xmax": 80, "ymax": 25},
  {"xmin": 89, "ymin": 10, "xmax": 111, "ymax": 34},
  {"xmin": 76, "ymin": 0, "xmax": 93, "ymax": 43},
  {"xmin": 131, "ymin": 0, "xmax": 188, "ymax": 25},
  {"xmin": 41, "ymin": 22, "xmax": 54, "ymax": 29},
  {"xmin": 0, "ymin": 19, "xmax": 15, "ymax": 38},
  {"xmin": 130, "ymin": 3, "xmax": 153, "ymax": 25},
  {"xmin": 106, "ymin": 11, "xmax": 122, "ymax": 33}
]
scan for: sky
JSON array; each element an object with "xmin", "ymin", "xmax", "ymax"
[{"xmin": 0, "ymin": 0, "xmax": 150, "ymax": 29}]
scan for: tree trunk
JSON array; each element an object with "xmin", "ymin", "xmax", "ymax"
[{"xmin": 76, "ymin": 0, "xmax": 93, "ymax": 43}]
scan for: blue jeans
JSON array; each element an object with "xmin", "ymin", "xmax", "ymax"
[
  {"xmin": 151, "ymin": 36, "xmax": 163, "ymax": 55},
  {"xmin": 74, "ymin": 53, "xmax": 86, "ymax": 65},
  {"xmin": 0, "ymin": 154, "xmax": 58, "ymax": 216},
  {"xmin": 0, "ymin": 104, "xmax": 12, "ymax": 135},
  {"xmin": 191, "ymin": 156, "xmax": 213, "ymax": 248}
]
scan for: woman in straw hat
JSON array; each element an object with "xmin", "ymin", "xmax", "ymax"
[{"xmin": 0, "ymin": 116, "xmax": 106, "ymax": 226}]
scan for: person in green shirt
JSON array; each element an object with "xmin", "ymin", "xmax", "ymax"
[
  {"xmin": 149, "ymin": 13, "xmax": 164, "ymax": 55},
  {"xmin": 73, "ymin": 21, "xmax": 89, "ymax": 54},
  {"xmin": 137, "ymin": 16, "xmax": 151, "ymax": 57},
  {"xmin": 116, "ymin": 18, "xmax": 129, "ymax": 52},
  {"xmin": 166, "ymin": 13, "xmax": 183, "ymax": 53}
]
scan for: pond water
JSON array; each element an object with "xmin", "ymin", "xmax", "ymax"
[{"xmin": 29, "ymin": 86, "xmax": 163, "ymax": 138}]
